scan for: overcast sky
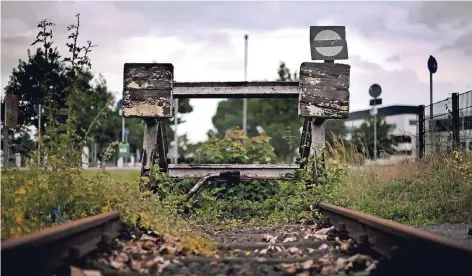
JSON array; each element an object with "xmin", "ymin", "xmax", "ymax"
[{"xmin": 2, "ymin": 1, "xmax": 472, "ymax": 143}]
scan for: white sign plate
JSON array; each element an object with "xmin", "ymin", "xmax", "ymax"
[{"xmin": 310, "ymin": 26, "xmax": 348, "ymax": 61}]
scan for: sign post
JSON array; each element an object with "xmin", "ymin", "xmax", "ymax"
[
  {"xmin": 301, "ymin": 25, "xmax": 350, "ymax": 186},
  {"xmin": 369, "ymin": 84, "xmax": 382, "ymax": 161},
  {"xmin": 427, "ymin": 55, "xmax": 437, "ymax": 142}
]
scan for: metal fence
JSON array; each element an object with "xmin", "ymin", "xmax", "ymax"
[{"xmin": 417, "ymin": 90, "xmax": 472, "ymax": 157}]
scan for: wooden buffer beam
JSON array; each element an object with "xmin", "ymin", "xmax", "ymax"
[{"xmin": 122, "ymin": 26, "xmax": 351, "ymax": 193}]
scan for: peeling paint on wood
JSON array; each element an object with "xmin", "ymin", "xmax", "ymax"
[
  {"xmin": 298, "ymin": 62, "xmax": 350, "ymax": 118},
  {"xmin": 173, "ymin": 81, "xmax": 299, "ymax": 98},
  {"xmin": 123, "ymin": 63, "xmax": 174, "ymax": 118},
  {"xmin": 168, "ymin": 164, "xmax": 298, "ymax": 179}
]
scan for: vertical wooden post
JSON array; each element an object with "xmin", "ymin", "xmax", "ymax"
[
  {"xmin": 310, "ymin": 118, "xmax": 326, "ymax": 185},
  {"xmin": 298, "ymin": 62, "xmax": 350, "ymax": 187}
]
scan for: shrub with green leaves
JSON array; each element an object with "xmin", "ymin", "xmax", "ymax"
[{"xmin": 158, "ymin": 128, "xmax": 349, "ymax": 226}]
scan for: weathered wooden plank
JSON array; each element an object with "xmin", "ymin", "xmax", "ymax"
[
  {"xmin": 173, "ymin": 81, "xmax": 299, "ymax": 98},
  {"xmin": 298, "ymin": 62, "xmax": 350, "ymax": 118},
  {"xmin": 168, "ymin": 164, "xmax": 298, "ymax": 179},
  {"xmin": 123, "ymin": 63, "xmax": 174, "ymax": 118}
]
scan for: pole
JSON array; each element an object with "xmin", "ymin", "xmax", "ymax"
[
  {"xmin": 3, "ymin": 95, "xmax": 8, "ymax": 168},
  {"xmin": 242, "ymin": 34, "xmax": 248, "ymax": 134},
  {"xmin": 429, "ymin": 72, "xmax": 433, "ymax": 135},
  {"xmin": 373, "ymin": 107, "xmax": 377, "ymax": 161},
  {"xmin": 122, "ymin": 117, "xmax": 125, "ymax": 142},
  {"xmin": 38, "ymin": 104, "xmax": 41, "ymax": 164},
  {"xmin": 173, "ymin": 98, "xmax": 179, "ymax": 164}
]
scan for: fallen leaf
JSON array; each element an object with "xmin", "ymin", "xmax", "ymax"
[
  {"xmin": 263, "ymin": 234, "xmax": 278, "ymax": 243},
  {"xmin": 232, "ymin": 249, "xmax": 242, "ymax": 255},
  {"xmin": 283, "ymin": 237, "xmax": 297, "ymax": 243},
  {"xmin": 140, "ymin": 234, "xmax": 157, "ymax": 242},
  {"xmin": 116, "ymin": 252, "xmax": 129, "ymax": 263},
  {"xmin": 282, "ymin": 263, "xmax": 297, "ymax": 273},
  {"xmin": 82, "ymin": 270, "xmax": 102, "ymax": 276},
  {"xmin": 130, "ymin": 259, "xmax": 141, "ymax": 271},
  {"xmin": 302, "ymin": 260, "xmax": 314, "ymax": 270},
  {"xmin": 142, "ymin": 240, "xmax": 157, "ymax": 250},
  {"xmin": 245, "ymin": 251, "xmax": 251, "ymax": 256},
  {"xmin": 288, "ymin": 247, "xmax": 303, "ymax": 255},
  {"xmin": 314, "ymin": 226, "xmax": 334, "ymax": 235},
  {"xmin": 110, "ymin": 260, "xmax": 125, "ymax": 270},
  {"xmin": 335, "ymin": 237, "xmax": 354, "ymax": 251}
]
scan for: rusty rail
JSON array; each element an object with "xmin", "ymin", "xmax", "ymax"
[
  {"xmin": 318, "ymin": 202, "xmax": 472, "ymax": 274},
  {"xmin": 1, "ymin": 211, "xmax": 121, "ymax": 276}
]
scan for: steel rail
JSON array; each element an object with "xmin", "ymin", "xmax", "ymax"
[
  {"xmin": 1, "ymin": 211, "xmax": 121, "ymax": 276},
  {"xmin": 318, "ymin": 202, "xmax": 472, "ymax": 274}
]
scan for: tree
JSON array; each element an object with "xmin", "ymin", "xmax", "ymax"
[
  {"xmin": 350, "ymin": 116, "xmax": 397, "ymax": 159},
  {"xmin": 211, "ymin": 61, "xmax": 301, "ymax": 163}
]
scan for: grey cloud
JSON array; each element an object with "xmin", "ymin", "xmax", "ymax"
[
  {"xmin": 439, "ymin": 30, "xmax": 472, "ymax": 56},
  {"xmin": 409, "ymin": 2, "xmax": 472, "ymax": 29},
  {"xmin": 408, "ymin": 2, "xmax": 472, "ymax": 57},
  {"xmin": 386, "ymin": 55, "xmax": 401, "ymax": 62}
]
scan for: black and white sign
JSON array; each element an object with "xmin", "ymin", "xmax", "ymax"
[
  {"xmin": 310, "ymin": 26, "xmax": 348, "ymax": 61},
  {"xmin": 370, "ymin": 98, "xmax": 382, "ymax": 106},
  {"xmin": 369, "ymin": 84, "xmax": 382, "ymax": 98}
]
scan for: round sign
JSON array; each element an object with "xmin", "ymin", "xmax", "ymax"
[
  {"xmin": 428, "ymin": 55, "xmax": 437, "ymax": 74},
  {"xmin": 314, "ymin": 30, "xmax": 343, "ymax": 57},
  {"xmin": 369, "ymin": 84, "xmax": 382, "ymax": 98}
]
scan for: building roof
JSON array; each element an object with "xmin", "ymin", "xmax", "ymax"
[{"xmin": 347, "ymin": 105, "xmax": 420, "ymax": 121}]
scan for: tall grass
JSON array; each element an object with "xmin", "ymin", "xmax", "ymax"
[{"xmin": 333, "ymin": 136, "xmax": 472, "ymax": 225}]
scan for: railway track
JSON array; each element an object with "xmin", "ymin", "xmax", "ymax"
[
  {"xmin": 2, "ymin": 205, "xmax": 471, "ymax": 276},
  {"xmin": 1, "ymin": 211, "xmax": 122, "ymax": 276},
  {"xmin": 317, "ymin": 202, "xmax": 472, "ymax": 275}
]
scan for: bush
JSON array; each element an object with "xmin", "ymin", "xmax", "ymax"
[{"xmin": 159, "ymin": 128, "xmax": 349, "ymax": 226}]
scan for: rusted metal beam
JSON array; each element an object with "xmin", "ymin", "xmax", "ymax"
[
  {"xmin": 298, "ymin": 62, "xmax": 350, "ymax": 118},
  {"xmin": 173, "ymin": 81, "xmax": 299, "ymax": 98},
  {"xmin": 168, "ymin": 164, "xmax": 298, "ymax": 179}
]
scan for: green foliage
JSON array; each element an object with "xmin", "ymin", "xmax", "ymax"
[
  {"xmin": 350, "ymin": 116, "xmax": 397, "ymax": 159},
  {"xmin": 211, "ymin": 61, "xmax": 302, "ymax": 163},
  {"xmin": 196, "ymin": 128, "xmax": 277, "ymax": 164},
  {"xmin": 156, "ymin": 128, "xmax": 349, "ymax": 226},
  {"xmin": 1, "ymin": 15, "xmax": 209, "ymax": 254}
]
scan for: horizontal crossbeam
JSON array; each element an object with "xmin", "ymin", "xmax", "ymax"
[
  {"xmin": 168, "ymin": 164, "xmax": 299, "ymax": 179},
  {"xmin": 173, "ymin": 81, "xmax": 299, "ymax": 98}
]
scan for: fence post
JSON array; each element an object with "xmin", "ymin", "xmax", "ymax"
[
  {"xmin": 451, "ymin": 93, "xmax": 460, "ymax": 149},
  {"xmin": 418, "ymin": 105, "xmax": 425, "ymax": 158}
]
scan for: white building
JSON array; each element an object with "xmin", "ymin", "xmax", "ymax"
[{"xmin": 344, "ymin": 105, "xmax": 420, "ymax": 157}]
